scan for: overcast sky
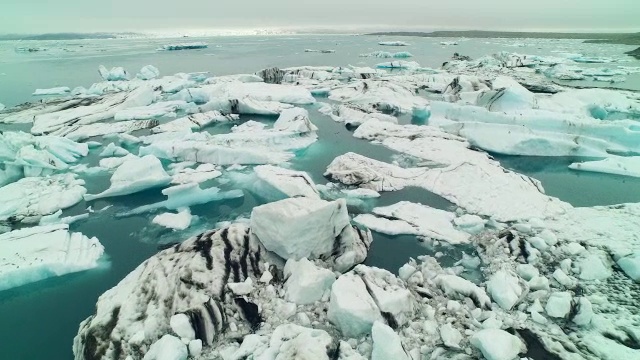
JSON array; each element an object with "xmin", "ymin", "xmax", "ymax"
[{"xmin": 2, "ymin": 0, "xmax": 639, "ymax": 34}]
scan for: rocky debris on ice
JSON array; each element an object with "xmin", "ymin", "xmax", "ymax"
[
  {"xmin": 329, "ymin": 80, "xmax": 429, "ymax": 114},
  {"xmin": 250, "ymin": 197, "xmax": 371, "ymax": 271},
  {"xmin": 0, "ymin": 224, "xmax": 105, "ymax": 291},
  {"xmin": 0, "ymin": 173, "xmax": 86, "ymax": 223},
  {"xmin": 74, "ymin": 223, "xmax": 278, "ymax": 359},
  {"xmin": 354, "ymin": 201, "xmax": 471, "ymax": 244},
  {"xmin": 113, "ymin": 100, "xmax": 189, "ymax": 121},
  {"xmin": 152, "ymin": 208, "xmax": 193, "ymax": 231},
  {"xmin": 84, "ymin": 155, "xmax": 171, "ymax": 201},
  {"xmin": 326, "ymin": 152, "xmax": 570, "ymax": 221},
  {"xmin": 61, "ymin": 119, "xmax": 159, "ymax": 141},
  {"xmin": 170, "ymin": 163, "xmax": 222, "ymax": 184},
  {"xmin": 569, "ymin": 156, "xmax": 640, "ymax": 178},
  {"xmin": 159, "ymin": 43, "xmax": 208, "ymax": 51},
  {"xmin": 152, "ymin": 111, "xmax": 238, "ymax": 133},
  {"xmin": 98, "ymin": 65, "xmax": 128, "ymax": 81},
  {"xmin": 360, "ymin": 51, "xmax": 413, "ymax": 58},
  {"xmin": 31, "ymin": 85, "xmax": 155, "ymax": 135},
  {"xmin": 33, "ymin": 87, "xmax": 71, "ymax": 96},
  {"xmin": 254, "ymin": 165, "xmax": 320, "ymax": 199},
  {"xmin": 322, "ymin": 103, "xmax": 398, "ymax": 126},
  {"xmin": 137, "ymin": 65, "xmax": 160, "ymax": 80},
  {"xmin": 378, "ymin": 41, "xmax": 409, "ymax": 46}
]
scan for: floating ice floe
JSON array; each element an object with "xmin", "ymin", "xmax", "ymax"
[
  {"xmin": 0, "ymin": 224, "xmax": 105, "ymax": 291},
  {"xmin": 84, "ymin": 155, "xmax": 171, "ymax": 201},
  {"xmin": 326, "ymin": 152, "xmax": 570, "ymax": 222},
  {"xmin": 376, "ymin": 61, "xmax": 421, "ymax": 69},
  {"xmin": 152, "ymin": 208, "xmax": 193, "ymax": 230},
  {"xmin": 253, "ymin": 165, "xmax": 320, "ymax": 199},
  {"xmin": 329, "ymin": 80, "xmax": 429, "ymax": 114},
  {"xmin": 304, "ymin": 49, "xmax": 336, "ymax": 53},
  {"xmin": 140, "ymin": 108, "xmax": 317, "ymax": 166},
  {"xmin": 159, "ymin": 42, "xmax": 208, "ymax": 51},
  {"xmin": 0, "ymin": 173, "xmax": 86, "ymax": 223},
  {"xmin": 569, "ymin": 156, "xmax": 640, "ymax": 178},
  {"xmin": 360, "ymin": 51, "xmax": 413, "ymax": 58},
  {"xmin": 33, "ymin": 87, "xmax": 71, "ymax": 96},
  {"xmin": 354, "ymin": 201, "xmax": 471, "ymax": 244},
  {"xmin": 440, "ymin": 41, "xmax": 458, "ymax": 46},
  {"xmin": 121, "ymin": 183, "xmax": 243, "ymax": 216},
  {"xmin": 170, "ymin": 163, "xmax": 222, "ymax": 184},
  {"xmin": 378, "ymin": 41, "xmax": 409, "ymax": 46}
]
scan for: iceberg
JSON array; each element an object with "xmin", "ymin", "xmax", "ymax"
[
  {"xmin": 98, "ymin": 65, "xmax": 128, "ymax": 81},
  {"xmin": 159, "ymin": 43, "xmax": 208, "ymax": 51},
  {"xmin": 84, "ymin": 155, "xmax": 171, "ymax": 201},
  {"xmin": 152, "ymin": 209, "xmax": 193, "ymax": 231},
  {"xmin": 98, "ymin": 143, "xmax": 129, "ymax": 157},
  {"xmin": 201, "ymin": 82, "xmax": 316, "ymax": 105},
  {"xmin": 152, "ymin": 111, "xmax": 238, "ymax": 133},
  {"xmin": 137, "ymin": 65, "xmax": 160, "ymax": 80},
  {"xmin": 328, "ymin": 272, "xmax": 383, "ymax": 337},
  {"xmin": 360, "ymin": 51, "xmax": 413, "ymax": 58},
  {"xmin": 329, "ymin": 80, "xmax": 429, "ymax": 114},
  {"xmin": 0, "ymin": 173, "xmax": 86, "ymax": 223},
  {"xmin": 0, "ymin": 224, "xmax": 105, "ymax": 291},
  {"xmin": 371, "ymin": 321, "xmax": 410, "ymax": 360},
  {"xmin": 376, "ymin": 61, "xmax": 421, "ymax": 69},
  {"xmin": 250, "ymin": 197, "xmax": 371, "ymax": 270},
  {"xmin": 378, "ymin": 41, "xmax": 409, "ymax": 46},
  {"xmin": 33, "ymin": 87, "xmax": 71, "ymax": 96},
  {"xmin": 74, "ymin": 223, "xmax": 279, "ymax": 359},
  {"xmin": 283, "ymin": 258, "xmax": 336, "ymax": 305},
  {"xmin": 470, "ymin": 329, "xmax": 524, "ymax": 360}
]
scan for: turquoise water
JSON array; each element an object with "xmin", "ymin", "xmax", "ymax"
[{"xmin": 1, "ymin": 35, "xmax": 640, "ymax": 359}]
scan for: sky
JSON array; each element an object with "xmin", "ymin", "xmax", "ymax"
[{"xmin": 2, "ymin": 0, "xmax": 639, "ymax": 34}]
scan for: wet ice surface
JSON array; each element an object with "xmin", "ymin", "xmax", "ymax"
[{"xmin": 1, "ymin": 35, "xmax": 640, "ymax": 360}]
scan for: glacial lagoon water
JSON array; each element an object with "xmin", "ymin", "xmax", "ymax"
[{"xmin": 1, "ymin": 34, "xmax": 640, "ymax": 359}]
